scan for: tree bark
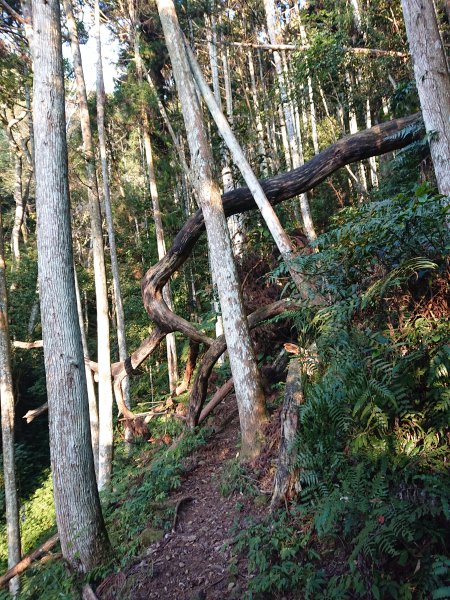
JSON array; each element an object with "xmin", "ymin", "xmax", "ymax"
[
  {"xmin": 62, "ymin": 0, "xmax": 114, "ymax": 490},
  {"xmin": 156, "ymin": 0, "xmax": 268, "ymax": 460},
  {"xmin": 32, "ymin": 0, "xmax": 111, "ymax": 571},
  {"xmin": 95, "ymin": 0, "xmax": 131, "ymax": 415},
  {"xmin": 271, "ymin": 357, "xmax": 304, "ymax": 509},
  {"xmin": 130, "ymin": 3, "xmax": 179, "ymax": 393},
  {"xmin": 0, "ymin": 211, "xmax": 21, "ymax": 595},
  {"xmin": 263, "ymin": 0, "xmax": 317, "ymax": 241},
  {"xmin": 401, "ymin": 0, "xmax": 450, "ymax": 199}
]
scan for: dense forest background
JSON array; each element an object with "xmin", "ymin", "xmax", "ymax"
[{"xmin": 0, "ymin": 0, "xmax": 449, "ymax": 598}]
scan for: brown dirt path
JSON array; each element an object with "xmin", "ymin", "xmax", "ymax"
[{"xmin": 98, "ymin": 396, "xmax": 269, "ymax": 600}]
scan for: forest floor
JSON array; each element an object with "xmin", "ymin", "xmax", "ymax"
[{"xmin": 96, "ymin": 395, "xmax": 275, "ymax": 600}]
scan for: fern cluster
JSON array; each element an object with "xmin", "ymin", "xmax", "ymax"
[{"xmin": 236, "ymin": 186, "xmax": 450, "ymax": 599}]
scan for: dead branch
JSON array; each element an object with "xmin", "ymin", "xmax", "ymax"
[
  {"xmin": 23, "ymin": 402, "xmax": 48, "ymax": 423},
  {"xmin": 0, "ymin": 533, "xmax": 59, "ymax": 588},
  {"xmin": 13, "ymin": 340, "xmax": 43, "ymax": 349},
  {"xmin": 188, "ymin": 300, "xmax": 302, "ymax": 427},
  {"xmin": 198, "ymin": 378, "xmax": 234, "ymax": 424},
  {"xmin": 223, "ymin": 40, "xmax": 408, "ymax": 58}
]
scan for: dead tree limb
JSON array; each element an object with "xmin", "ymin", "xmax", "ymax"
[
  {"xmin": 0, "ymin": 533, "xmax": 59, "ymax": 588},
  {"xmin": 187, "ymin": 300, "xmax": 302, "ymax": 427},
  {"xmin": 12, "ymin": 340, "xmax": 43, "ymax": 349},
  {"xmin": 86, "ymin": 114, "xmax": 422, "ymax": 421},
  {"xmin": 23, "ymin": 402, "xmax": 48, "ymax": 423},
  {"xmin": 198, "ymin": 378, "xmax": 234, "ymax": 424},
  {"xmin": 222, "ymin": 40, "xmax": 408, "ymax": 58}
]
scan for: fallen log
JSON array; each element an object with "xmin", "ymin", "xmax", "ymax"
[{"xmin": 0, "ymin": 533, "xmax": 59, "ymax": 588}]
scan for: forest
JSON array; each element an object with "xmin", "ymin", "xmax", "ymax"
[{"xmin": 0, "ymin": 0, "xmax": 449, "ymax": 598}]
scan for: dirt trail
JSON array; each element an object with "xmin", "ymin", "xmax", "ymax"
[{"xmin": 98, "ymin": 396, "xmax": 266, "ymax": 600}]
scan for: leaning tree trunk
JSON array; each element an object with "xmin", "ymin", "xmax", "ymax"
[
  {"xmin": 32, "ymin": 0, "xmax": 111, "ymax": 571},
  {"xmin": 263, "ymin": 0, "xmax": 317, "ymax": 242},
  {"xmin": 184, "ymin": 40, "xmax": 323, "ymax": 302},
  {"xmin": 10, "ymin": 153, "xmax": 23, "ymax": 271},
  {"xmin": 0, "ymin": 212, "xmax": 21, "ymax": 595},
  {"xmin": 401, "ymin": 0, "xmax": 450, "ymax": 200},
  {"xmin": 62, "ymin": 0, "xmax": 114, "ymax": 490},
  {"xmin": 156, "ymin": 0, "xmax": 268, "ymax": 460}
]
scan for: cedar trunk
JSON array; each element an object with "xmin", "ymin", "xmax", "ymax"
[{"xmin": 32, "ymin": 0, "xmax": 111, "ymax": 570}]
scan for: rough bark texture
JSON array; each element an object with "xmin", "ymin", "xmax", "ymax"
[
  {"xmin": 156, "ymin": 0, "xmax": 267, "ymax": 460},
  {"xmin": 62, "ymin": 0, "xmax": 114, "ymax": 490},
  {"xmin": 401, "ymin": 0, "xmax": 450, "ymax": 198},
  {"xmin": 32, "ymin": 0, "xmax": 111, "ymax": 571},
  {"xmin": 0, "ymin": 211, "xmax": 21, "ymax": 595},
  {"xmin": 271, "ymin": 357, "xmax": 304, "ymax": 509}
]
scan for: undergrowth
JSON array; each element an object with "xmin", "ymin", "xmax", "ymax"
[
  {"xmin": 236, "ymin": 185, "xmax": 450, "ymax": 599},
  {"xmin": 0, "ymin": 418, "xmax": 208, "ymax": 599}
]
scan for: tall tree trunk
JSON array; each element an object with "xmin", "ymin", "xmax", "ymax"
[
  {"xmin": 401, "ymin": 0, "xmax": 450, "ymax": 199},
  {"xmin": 62, "ymin": 0, "xmax": 114, "ymax": 490},
  {"xmin": 345, "ymin": 70, "xmax": 368, "ymax": 198},
  {"xmin": 248, "ymin": 49, "xmax": 269, "ymax": 176},
  {"xmin": 184, "ymin": 38, "xmax": 323, "ymax": 301},
  {"xmin": 130, "ymin": 6, "xmax": 179, "ymax": 393},
  {"xmin": 0, "ymin": 212, "xmax": 21, "ymax": 595},
  {"xmin": 31, "ymin": 0, "xmax": 111, "ymax": 570},
  {"xmin": 299, "ymin": 23, "xmax": 320, "ymax": 155},
  {"xmin": 263, "ymin": 0, "xmax": 317, "ymax": 241},
  {"xmin": 10, "ymin": 153, "xmax": 23, "ymax": 271},
  {"xmin": 156, "ymin": 0, "xmax": 268, "ymax": 460},
  {"xmin": 94, "ymin": 0, "xmax": 130, "ymax": 411},
  {"xmin": 74, "ymin": 266, "xmax": 99, "ymax": 480}
]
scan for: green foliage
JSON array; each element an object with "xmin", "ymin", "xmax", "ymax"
[
  {"xmin": 219, "ymin": 459, "xmax": 258, "ymax": 497},
  {"xmin": 0, "ymin": 470, "xmax": 55, "ymax": 572},
  {"xmin": 235, "ymin": 185, "xmax": 450, "ymax": 599}
]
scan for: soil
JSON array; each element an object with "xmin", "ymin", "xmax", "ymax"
[{"xmin": 96, "ymin": 395, "xmax": 273, "ymax": 600}]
